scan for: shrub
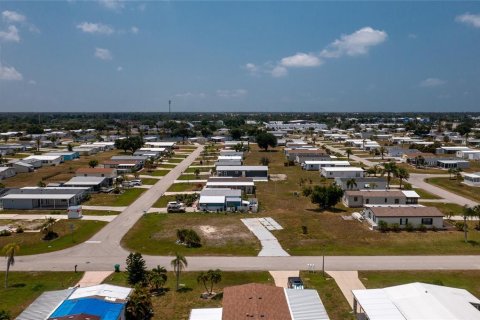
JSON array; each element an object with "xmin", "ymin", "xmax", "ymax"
[
  {"xmin": 403, "ymin": 182, "xmax": 412, "ymax": 190},
  {"xmin": 83, "ymin": 194, "xmax": 91, "ymax": 201},
  {"xmin": 455, "ymin": 222, "xmax": 465, "ymax": 232},
  {"xmin": 301, "ymin": 226, "xmax": 308, "ymax": 235},
  {"xmin": 42, "ymin": 231, "xmax": 59, "ymax": 241},
  {"xmin": 0, "ymin": 230, "xmax": 12, "ymax": 237},
  {"xmin": 16, "ymin": 227, "xmax": 24, "ymax": 233},
  {"xmin": 390, "ymin": 223, "xmax": 401, "ymax": 232},
  {"xmin": 418, "ymin": 224, "xmax": 427, "ymax": 232},
  {"xmin": 378, "ymin": 220, "xmax": 389, "ymax": 232},
  {"xmin": 50, "ymin": 211, "xmax": 62, "ymax": 215},
  {"xmin": 405, "ymin": 222, "xmax": 414, "ymax": 232},
  {"xmin": 432, "ymin": 226, "xmax": 438, "ymax": 232}
]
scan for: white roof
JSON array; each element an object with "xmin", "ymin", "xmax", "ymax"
[
  {"xmin": 464, "ymin": 172, "xmax": 480, "ymax": 178},
  {"xmin": 216, "ymin": 165, "xmax": 268, "ymax": 171},
  {"xmin": 437, "ymin": 160, "xmax": 469, "ymax": 164},
  {"xmin": 321, "ymin": 167, "xmax": 364, "ymax": 172},
  {"xmin": 1, "ymin": 194, "xmax": 77, "ymax": 200},
  {"xmin": 0, "ymin": 166, "xmax": 14, "ymax": 172},
  {"xmin": 401, "ymin": 190, "xmax": 420, "ymax": 198},
  {"xmin": 441, "ymin": 146, "xmax": 471, "ymax": 150},
  {"xmin": 139, "ymin": 147, "xmax": 166, "ymax": 152},
  {"xmin": 218, "ymin": 156, "xmax": 242, "ymax": 160},
  {"xmin": 24, "ymin": 155, "xmax": 61, "ymax": 161},
  {"xmin": 189, "ymin": 308, "xmax": 223, "ymax": 320},
  {"xmin": 145, "ymin": 141, "xmax": 176, "ymax": 147},
  {"xmin": 304, "ymin": 161, "xmax": 350, "ymax": 165},
  {"xmin": 206, "ymin": 181, "xmax": 254, "ymax": 187},
  {"xmin": 64, "ymin": 176, "xmax": 106, "ymax": 185},
  {"xmin": 199, "ymin": 196, "xmax": 225, "ymax": 204},
  {"xmin": 68, "ymin": 284, "xmax": 132, "ymax": 301},
  {"xmin": 353, "ymin": 282, "xmax": 480, "ymax": 320},
  {"xmin": 285, "ymin": 288, "xmax": 330, "ymax": 320}
]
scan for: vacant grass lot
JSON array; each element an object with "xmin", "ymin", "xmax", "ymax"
[
  {"xmin": 396, "ymin": 163, "xmax": 447, "ymax": 174},
  {"xmin": 423, "ymin": 202, "xmax": 465, "ymax": 217},
  {"xmin": 2, "ymin": 149, "xmax": 121, "ymax": 188},
  {"xmin": 164, "ymin": 158, "xmax": 184, "ymax": 163},
  {"xmin": 0, "ymin": 220, "xmax": 107, "ymax": 255},
  {"xmin": 0, "ymin": 272, "xmax": 83, "ymax": 317},
  {"xmin": 243, "ymin": 145, "xmax": 480, "ymax": 255},
  {"xmin": 426, "ymin": 177, "xmax": 480, "ymax": 202},
  {"xmin": 104, "ymin": 271, "xmax": 273, "ymax": 320},
  {"xmin": 122, "ymin": 213, "xmax": 260, "ymax": 256},
  {"xmin": 85, "ymin": 188, "xmax": 146, "ymax": 206},
  {"xmin": 359, "ymin": 270, "xmax": 480, "ymax": 297},
  {"xmin": 414, "ymin": 188, "xmax": 442, "ymax": 199},
  {"xmin": 153, "ymin": 195, "xmax": 178, "ymax": 208},
  {"xmin": 185, "ymin": 167, "xmax": 212, "ymax": 173},
  {"xmin": 177, "ymin": 174, "xmax": 205, "ymax": 180},
  {"xmin": 301, "ymin": 271, "xmax": 355, "ymax": 320},
  {"xmin": 141, "ymin": 178, "xmax": 161, "ymax": 185},
  {"xmin": 167, "ymin": 183, "xmax": 204, "ymax": 192},
  {"xmin": 151, "ymin": 169, "xmax": 171, "ymax": 176}
]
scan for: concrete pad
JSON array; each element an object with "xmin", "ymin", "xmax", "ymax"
[
  {"xmin": 241, "ymin": 218, "xmax": 289, "ymax": 257},
  {"xmin": 269, "ymin": 270, "xmax": 299, "ymax": 288},
  {"xmin": 327, "ymin": 270, "xmax": 366, "ymax": 308},
  {"xmin": 77, "ymin": 271, "xmax": 113, "ymax": 287},
  {"xmin": 82, "ymin": 205, "xmax": 126, "ymax": 212}
]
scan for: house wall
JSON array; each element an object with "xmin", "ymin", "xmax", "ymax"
[
  {"xmin": 321, "ymin": 169, "xmax": 364, "ymax": 179},
  {"xmin": 198, "ymin": 203, "xmax": 225, "ymax": 212},
  {"xmin": 343, "ymin": 195, "xmax": 407, "ymax": 207},
  {"xmin": 372, "ymin": 215, "xmax": 443, "ymax": 229}
]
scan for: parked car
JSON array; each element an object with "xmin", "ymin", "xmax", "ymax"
[
  {"xmin": 130, "ymin": 179, "xmax": 142, "ymax": 186},
  {"xmin": 287, "ymin": 277, "xmax": 304, "ymax": 290},
  {"xmin": 167, "ymin": 201, "xmax": 186, "ymax": 213}
]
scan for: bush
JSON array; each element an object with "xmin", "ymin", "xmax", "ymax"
[
  {"xmin": 418, "ymin": 224, "xmax": 427, "ymax": 232},
  {"xmin": 0, "ymin": 230, "xmax": 12, "ymax": 237},
  {"xmin": 83, "ymin": 194, "xmax": 91, "ymax": 201},
  {"xmin": 16, "ymin": 226, "xmax": 24, "ymax": 233},
  {"xmin": 390, "ymin": 223, "xmax": 400, "ymax": 232},
  {"xmin": 403, "ymin": 182, "xmax": 412, "ymax": 190},
  {"xmin": 42, "ymin": 231, "xmax": 59, "ymax": 241},
  {"xmin": 301, "ymin": 226, "xmax": 308, "ymax": 235},
  {"xmin": 432, "ymin": 226, "xmax": 438, "ymax": 232},
  {"xmin": 50, "ymin": 210, "xmax": 62, "ymax": 215},
  {"xmin": 405, "ymin": 222, "xmax": 414, "ymax": 232},
  {"xmin": 378, "ymin": 220, "xmax": 389, "ymax": 232},
  {"xmin": 455, "ymin": 222, "xmax": 465, "ymax": 232}
]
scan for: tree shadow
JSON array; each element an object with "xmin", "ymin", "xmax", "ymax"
[
  {"xmin": 259, "ymin": 150, "xmax": 279, "ymax": 153},
  {"xmin": 11, "ymin": 283, "xmax": 26, "ymax": 288},
  {"xmin": 467, "ymin": 240, "xmax": 479, "ymax": 246},
  {"xmin": 176, "ymin": 287, "xmax": 193, "ymax": 293}
]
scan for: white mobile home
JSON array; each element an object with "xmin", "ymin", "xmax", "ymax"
[
  {"xmin": 216, "ymin": 165, "xmax": 268, "ymax": 181},
  {"xmin": 321, "ymin": 167, "xmax": 364, "ymax": 179},
  {"xmin": 23, "ymin": 155, "xmax": 62, "ymax": 166},
  {"xmin": 302, "ymin": 161, "xmax": 350, "ymax": 171},
  {"xmin": 0, "ymin": 167, "xmax": 16, "ymax": 180},
  {"xmin": 362, "ymin": 206, "xmax": 443, "ymax": 230},
  {"xmin": 463, "ymin": 172, "xmax": 480, "ymax": 187}
]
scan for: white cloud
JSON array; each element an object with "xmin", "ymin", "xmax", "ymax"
[
  {"xmin": 77, "ymin": 22, "xmax": 114, "ymax": 35},
  {"xmin": 456, "ymin": 13, "xmax": 480, "ymax": 28},
  {"xmin": 271, "ymin": 65, "xmax": 288, "ymax": 78},
  {"xmin": 2, "ymin": 10, "xmax": 26, "ymax": 23},
  {"xmin": 176, "ymin": 92, "xmax": 207, "ymax": 98},
  {"xmin": 280, "ymin": 52, "xmax": 322, "ymax": 67},
  {"xmin": 0, "ymin": 63, "xmax": 23, "ymax": 81},
  {"xmin": 420, "ymin": 78, "xmax": 446, "ymax": 88},
  {"xmin": 320, "ymin": 27, "xmax": 387, "ymax": 58},
  {"xmin": 244, "ymin": 63, "xmax": 259, "ymax": 75},
  {"xmin": 117, "ymin": 66, "xmax": 123, "ymax": 72},
  {"xmin": 216, "ymin": 89, "xmax": 247, "ymax": 98},
  {"xmin": 94, "ymin": 48, "xmax": 112, "ymax": 60},
  {"xmin": 98, "ymin": 0, "xmax": 124, "ymax": 11},
  {"xmin": 28, "ymin": 79, "xmax": 36, "ymax": 85},
  {"xmin": 0, "ymin": 25, "xmax": 20, "ymax": 42},
  {"xmin": 131, "ymin": 26, "xmax": 139, "ymax": 34}
]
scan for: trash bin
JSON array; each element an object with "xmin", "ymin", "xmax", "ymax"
[{"xmin": 114, "ymin": 264, "xmax": 120, "ymax": 272}]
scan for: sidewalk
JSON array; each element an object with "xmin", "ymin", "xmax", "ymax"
[
  {"xmin": 0, "ymin": 214, "xmax": 117, "ymax": 222},
  {"xmin": 327, "ymin": 270, "xmax": 366, "ymax": 308}
]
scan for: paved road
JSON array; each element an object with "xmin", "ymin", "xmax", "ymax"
[
  {"xmin": 410, "ymin": 174, "xmax": 478, "ymax": 207},
  {"xmin": 319, "ymin": 141, "xmax": 375, "ymax": 167}
]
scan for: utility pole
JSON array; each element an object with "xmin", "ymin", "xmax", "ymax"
[{"xmin": 168, "ymin": 100, "xmax": 171, "ymax": 116}]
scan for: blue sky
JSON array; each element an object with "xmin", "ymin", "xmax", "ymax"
[{"xmin": 1, "ymin": 1, "xmax": 480, "ymax": 112}]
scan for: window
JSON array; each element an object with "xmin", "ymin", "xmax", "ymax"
[
  {"xmin": 354, "ymin": 197, "xmax": 358, "ymax": 201},
  {"xmin": 384, "ymin": 198, "xmax": 387, "ymax": 203},
  {"xmin": 421, "ymin": 218, "xmax": 433, "ymax": 225},
  {"xmin": 394, "ymin": 199, "xmax": 399, "ymax": 204},
  {"xmin": 366, "ymin": 198, "xmax": 370, "ymax": 204},
  {"xmin": 400, "ymin": 218, "xmax": 404, "ymax": 225}
]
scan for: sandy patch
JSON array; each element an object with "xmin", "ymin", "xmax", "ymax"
[
  {"xmin": 199, "ymin": 225, "xmax": 217, "ymax": 235},
  {"xmin": 270, "ymin": 174, "xmax": 287, "ymax": 181}
]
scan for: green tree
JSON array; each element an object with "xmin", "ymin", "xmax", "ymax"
[
  {"xmin": 126, "ymin": 252, "xmax": 148, "ymax": 286},
  {"xmin": 194, "ymin": 168, "xmax": 200, "ymax": 178},
  {"xmin": 171, "ymin": 252, "xmax": 188, "ymax": 291},
  {"xmin": 379, "ymin": 146, "xmax": 386, "ymax": 160},
  {"xmin": 382, "ymin": 161, "xmax": 397, "ymax": 189},
  {"xmin": 259, "ymin": 156, "xmax": 270, "ymax": 166},
  {"xmin": 395, "ymin": 167, "xmax": 410, "ymax": 189},
  {"xmin": 345, "ymin": 148, "xmax": 353, "ymax": 160},
  {"xmin": 256, "ymin": 132, "xmax": 277, "ymax": 151},
  {"xmin": 462, "ymin": 206, "xmax": 475, "ymax": 243},
  {"xmin": 125, "ymin": 285, "xmax": 154, "ymax": 320},
  {"xmin": 148, "ymin": 265, "xmax": 167, "ymax": 292},
  {"xmin": 0, "ymin": 310, "xmax": 11, "ymax": 320},
  {"xmin": 3, "ymin": 242, "xmax": 20, "ymax": 288},
  {"xmin": 230, "ymin": 128, "xmax": 244, "ymax": 140},
  {"xmin": 67, "ymin": 143, "xmax": 73, "ymax": 152},
  {"xmin": 346, "ymin": 178, "xmax": 357, "ymax": 190},
  {"xmin": 309, "ymin": 184, "xmax": 344, "ymax": 210},
  {"xmin": 88, "ymin": 159, "xmax": 99, "ymax": 168},
  {"xmin": 207, "ymin": 269, "xmax": 222, "ymax": 294}
]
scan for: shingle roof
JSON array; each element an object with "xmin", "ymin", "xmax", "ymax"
[
  {"xmin": 369, "ymin": 206, "xmax": 443, "ymax": 217},
  {"xmin": 222, "ymin": 283, "xmax": 291, "ymax": 320}
]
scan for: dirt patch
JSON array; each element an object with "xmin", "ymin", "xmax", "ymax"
[
  {"xmin": 198, "ymin": 225, "xmax": 217, "ymax": 236},
  {"xmin": 270, "ymin": 174, "xmax": 287, "ymax": 181}
]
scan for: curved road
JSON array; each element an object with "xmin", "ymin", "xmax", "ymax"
[{"xmin": 3, "ymin": 144, "xmax": 480, "ymax": 273}]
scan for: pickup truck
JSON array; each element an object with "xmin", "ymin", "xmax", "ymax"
[{"xmin": 167, "ymin": 201, "xmax": 186, "ymax": 213}]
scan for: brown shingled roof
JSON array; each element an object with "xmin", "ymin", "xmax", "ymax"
[
  {"xmin": 370, "ymin": 206, "xmax": 444, "ymax": 217},
  {"xmin": 287, "ymin": 149, "xmax": 327, "ymax": 155},
  {"xmin": 222, "ymin": 283, "xmax": 291, "ymax": 320}
]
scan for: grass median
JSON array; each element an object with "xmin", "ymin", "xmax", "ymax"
[
  {"xmin": 426, "ymin": 177, "xmax": 480, "ymax": 202},
  {"xmin": 85, "ymin": 188, "xmax": 146, "ymax": 206}
]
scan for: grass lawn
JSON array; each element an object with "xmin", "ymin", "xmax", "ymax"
[
  {"xmin": 396, "ymin": 163, "xmax": 447, "ymax": 174},
  {"xmin": 85, "ymin": 188, "xmax": 146, "ymax": 206},
  {"xmin": 2, "ymin": 149, "xmax": 121, "ymax": 188},
  {"xmin": 414, "ymin": 188, "xmax": 442, "ymax": 199},
  {"xmin": 83, "ymin": 210, "xmax": 119, "ymax": 216},
  {"xmin": 242, "ymin": 145, "xmax": 480, "ymax": 256},
  {"xmin": 424, "ymin": 202, "xmax": 465, "ymax": 217},
  {"xmin": 142, "ymin": 178, "xmax": 161, "ymax": 185},
  {"xmin": 153, "ymin": 195, "xmax": 178, "ymax": 208},
  {"xmin": 158, "ymin": 163, "xmax": 178, "ymax": 168},
  {"xmin": 164, "ymin": 158, "xmax": 184, "ymax": 163},
  {"xmin": 0, "ymin": 220, "xmax": 107, "ymax": 255},
  {"xmin": 177, "ymin": 174, "xmax": 205, "ymax": 180},
  {"xmin": 0, "ymin": 209, "xmax": 115, "ymax": 216},
  {"xmin": 167, "ymin": 183, "xmax": 204, "ymax": 192},
  {"xmin": 151, "ymin": 170, "xmax": 171, "ymax": 176},
  {"xmin": 426, "ymin": 177, "xmax": 480, "ymax": 202},
  {"xmin": 104, "ymin": 271, "xmax": 273, "ymax": 320},
  {"xmin": 0, "ymin": 272, "xmax": 83, "ymax": 317},
  {"xmin": 300, "ymin": 271, "xmax": 355, "ymax": 320},
  {"xmin": 122, "ymin": 213, "xmax": 260, "ymax": 256},
  {"xmin": 359, "ymin": 270, "xmax": 480, "ymax": 298},
  {"xmin": 185, "ymin": 167, "xmax": 212, "ymax": 173}
]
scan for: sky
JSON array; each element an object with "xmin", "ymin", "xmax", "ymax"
[{"xmin": 0, "ymin": 1, "xmax": 480, "ymax": 113}]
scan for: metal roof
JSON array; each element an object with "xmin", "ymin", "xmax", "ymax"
[
  {"xmin": 189, "ymin": 308, "xmax": 223, "ymax": 320},
  {"xmin": 1, "ymin": 193, "xmax": 77, "ymax": 200},
  {"xmin": 321, "ymin": 167, "xmax": 364, "ymax": 172},
  {"xmin": 16, "ymin": 289, "xmax": 74, "ymax": 320},
  {"xmin": 68, "ymin": 284, "xmax": 131, "ymax": 301},
  {"xmin": 216, "ymin": 165, "xmax": 268, "ymax": 171},
  {"xmin": 285, "ymin": 288, "xmax": 330, "ymax": 320},
  {"xmin": 64, "ymin": 176, "xmax": 106, "ymax": 185},
  {"xmin": 199, "ymin": 195, "xmax": 225, "ymax": 204}
]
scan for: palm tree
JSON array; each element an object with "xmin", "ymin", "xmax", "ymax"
[
  {"xmin": 3, "ymin": 242, "xmax": 20, "ymax": 288},
  {"xmin": 194, "ymin": 168, "xmax": 200, "ymax": 179},
  {"xmin": 462, "ymin": 206, "xmax": 475, "ymax": 243},
  {"xmin": 171, "ymin": 252, "xmax": 188, "ymax": 291},
  {"xmin": 207, "ymin": 269, "xmax": 222, "ymax": 294},
  {"xmin": 382, "ymin": 161, "xmax": 397, "ymax": 189},
  {"xmin": 197, "ymin": 271, "xmax": 210, "ymax": 294},
  {"xmin": 346, "ymin": 178, "xmax": 357, "ymax": 190},
  {"xmin": 395, "ymin": 167, "xmax": 410, "ymax": 189},
  {"xmin": 448, "ymin": 168, "xmax": 455, "ymax": 180},
  {"xmin": 345, "ymin": 148, "xmax": 353, "ymax": 160},
  {"xmin": 149, "ymin": 266, "xmax": 167, "ymax": 292},
  {"xmin": 379, "ymin": 146, "xmax": 386, "ymax": 160}
]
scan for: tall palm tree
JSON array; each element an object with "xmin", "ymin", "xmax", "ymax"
[
  {"xmin": 3, "ymin": 242, "xmax": 20, "ymax": 288},
  {"xmin": 395, "ymin": 167, "xmax": 410, "ymax": 189},
  {"xmin": 346, "ymin": 178, "xmax": 357, "ymax": 190},
  {"xmin": 171, "ymin": 252, "xmax": 188, "ymax": 291},
  {"xmin": 197, "ymin": 271, "xmax": 210, "ymax": 294},
  {"xmin": 379, "ymin": 146, "xmax": 386, "ymax": 160},
  {"xmin": 382, "ymin": 162, "xmax": 397, "ymax": 189},
  {"xmin": 462, "ymin": 206, "xmax": 475, "ymax": 243},
  {"xmin": 345, "ymin": 148, "xmax": 353, "ymax": 160}
]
